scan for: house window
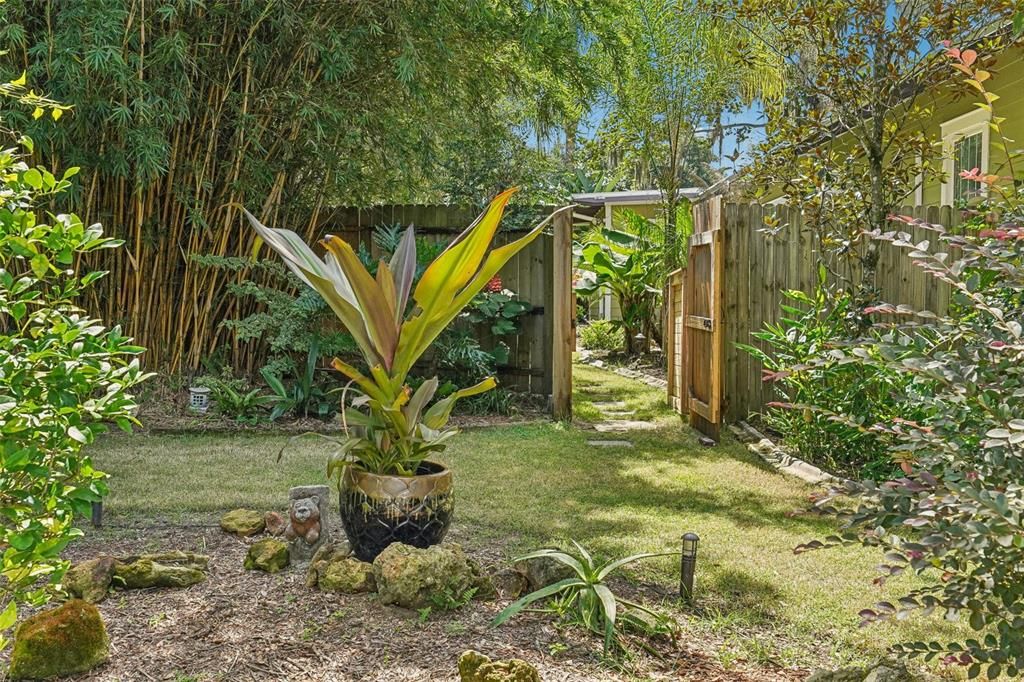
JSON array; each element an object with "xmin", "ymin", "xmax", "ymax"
[{"xmin": 940, "ymin": 108, "xmax": 990, "ymax": 205}]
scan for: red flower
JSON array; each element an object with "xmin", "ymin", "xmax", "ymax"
[{"xmin": 485, "ymin": 276, "xmax": 503, "ymax": 293}]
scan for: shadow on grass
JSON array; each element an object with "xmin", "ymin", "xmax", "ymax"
[{"xmin": 696, "ymin": 567, "xmax": 786, "ymax": 625}]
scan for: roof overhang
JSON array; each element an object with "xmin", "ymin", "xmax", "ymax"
[{"xmin": 570, "ymin": 188, "xmax": 703, "ymax": 207}]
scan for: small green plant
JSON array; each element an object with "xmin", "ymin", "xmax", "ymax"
[
  {"xmin": 547, "ymin": 642, "xmax": 568, "ymax": 657},
  {"xmin": 466, "ymin": 277, "xmax": 532, "ymax": 336},
  {"xmin": 261, "ymin": 342, "xmax": 339, "ymax": 421},
  {"xmin": 196, "ymin": 375, "xmax": 273, "ymax": 423},
  {"xmin": 213, "ymin": 385, "xmax": 274, "ymax": 424},
  {"xmin": 578, "ymin": 320, "xmax": 624, "ymax": 352},
  {"xmin": 492, "ymin": 542, "xmax": 675, "ymax": 655},
  {"xmin": 418, "ymin": 584, "xmax": 479, "ymax": 622}
]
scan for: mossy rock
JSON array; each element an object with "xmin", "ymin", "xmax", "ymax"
[
  {"xmin": 306, "ymin": 540, "xmax": 352, "ymax": 588},
  {"xmin": 458, "ymin": 650, "xmax": 541, "ymax": 682},
  {"xmin": 64, "ymin": 556, "xmax": 116, "ymax": 604},
  {"xmin": 9, "ymin": 599, "xmax": 109, "ymax": 680},
  {"xmin": 514, "ymin": 554, "xmax": 574, "ymax": 591},
  {"xmin": 113, "ymin": 558, "xmax": 206, "ymax": 589},
  {"xmin": 319, "ymin": 558, "xmax": 376, "ymax": 593},
  {"xmin": 244, "ymin": 538, "xmax": 290, "ymax": 573},
  {"xmin": 373, "ymin": 543, "xmax": 488, "ymax": 609},
  {"xmin": 220, "ymin": 508, "xmax": 266, "ymax": 536}
]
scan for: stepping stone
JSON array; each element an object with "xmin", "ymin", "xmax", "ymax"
[
  {"xmin": 586, "ymin": 440, "xmax": 634, "ymax": 448},
  {"xmin": 591, "ymin": 401, "xmax": 627, "ymax": 410},
  {"xmin": 603, "ymin": 410, "xmax": 636, "ymax": 418},
  {"xmin": 594, "ymin": 420, "xmax": 659, "ymax": 432}
]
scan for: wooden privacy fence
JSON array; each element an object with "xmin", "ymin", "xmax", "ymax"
[{"xmin": 668, "ymin": 198, "xmax": 960, "ymax": 430}]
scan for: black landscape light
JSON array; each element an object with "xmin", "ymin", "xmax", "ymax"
[{"xmin": 680, "ymin": 532, "xmax": 699, "ymax": 602}]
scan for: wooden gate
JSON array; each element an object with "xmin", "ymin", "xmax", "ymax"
[{"xmin": 667, "ymin": 197, "xmax": 725, "ymax": 440}]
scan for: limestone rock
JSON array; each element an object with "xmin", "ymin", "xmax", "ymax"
[
  {"xmin": 121, "ymin": 551, "xmax": 209, "ymax": 570},
  {"xmin": 515, "ymin": 554, "xmax": 574, "ymax": 591},
  {"xmin": 373, "ymin": 543, "xmax": 489, "ymax": 609},
  {"xmin": 492, "ymin": 567, "xmax": 529, "ymax": 600},
  {"xmin": 220, "ymin": 508, "xmax": 266, "ymax": 536},
  {"xmin": 806, "ymin": 670, "xmax": 866, "ymax": 682},
  {"xmin": 113, "ymin": 557, "xmax": 205, "ymax": 589},
  {"xmin": 458, "ymin": 650, "xmax": 541, "ymax": 682},
  {"xmin": 264, "ymin": 511, "xmax": 287, "ymax": 536},
  {"xmin": 244, "ymin": 538, "xmax": 290, "ymax": 573},
  {"xmin": 807, "ymin": 660, "xmax": 915, "ymax": 682},
  {"xmin": 319, "ymin": 558, "xmax": 376, "ymax": 593},
  {"xmin": 864, "ymin": 660, "xmax": 915, "ymax": 682},
  {"xmin": 306, "ymin": 540, "xmax": 352, "ymax": 588},
  {"xmin": 9, "ymin": 600, "xmax": 109, "ymax": 680},
  {"xmin": 64, "ymin": 556, "xmax": 116, "ymax": 604}
]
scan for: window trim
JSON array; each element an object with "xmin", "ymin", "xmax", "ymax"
[{"xmin": 940, "ymin": 108, "xmax": 991, "ymax": 205}]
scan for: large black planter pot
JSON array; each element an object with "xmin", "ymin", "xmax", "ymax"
[{"xmin": 338, "ymin": 461, "xmax": 453, "ymax": 562}]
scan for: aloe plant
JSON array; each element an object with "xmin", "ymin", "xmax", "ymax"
[
  {"xmin": 492, "ymin": 542, "xmax": 677, "ymax": 655},
  {"xmin": 246, "ymin": 190, "xmax": 566, "ymax": 475}
]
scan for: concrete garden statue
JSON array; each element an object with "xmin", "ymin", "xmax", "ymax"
[{"xmin": 245, "ymin": 190, "xmax": 569, "ymax": 561}]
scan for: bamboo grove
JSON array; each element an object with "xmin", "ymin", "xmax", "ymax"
[{"xmin": 0, "ymin": 0, "xmax": 614, "ymax": 372}]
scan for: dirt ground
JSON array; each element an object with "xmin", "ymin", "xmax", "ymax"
[{"xmin": 2, "ymin": 518, "xmax": 810, "ymax": 682}]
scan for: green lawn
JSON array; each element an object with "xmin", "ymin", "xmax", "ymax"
[{"xmin": 90, "ymin": 363, "xmax": 964, "ymax": 673}]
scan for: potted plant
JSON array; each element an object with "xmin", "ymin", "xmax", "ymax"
[{"xmin": 245, "ymin": 190, "xmax": 565, "ymax": 561}]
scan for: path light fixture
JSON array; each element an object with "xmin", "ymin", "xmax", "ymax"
[
  {"xmin": 680, "ymin": 532, "xmax": 699, "ymax": 602},
  {"xmin": 188, "ymin": 385, "xmax": 211, "ymax": 413}
]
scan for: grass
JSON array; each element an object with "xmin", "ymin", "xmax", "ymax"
[{"xmin": 89, "ymin": 362, "xmax": 967, "ymax": 673}]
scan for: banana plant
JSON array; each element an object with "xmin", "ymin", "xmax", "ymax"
[{"xmin": 246, "ymin": 189, "xmax": 568, "ymax": 475}]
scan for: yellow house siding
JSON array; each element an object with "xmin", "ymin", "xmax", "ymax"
[{"xmin": 919, "ymin": 45, "xmax": 1024, "ymax": 205}]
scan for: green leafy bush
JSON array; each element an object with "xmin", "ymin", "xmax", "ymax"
[
  {"xmin": 195, "ymin": 374, "xmax": 273, "ymax": 424},
  {"xmin": 739, "ymin": 283, "xmax": 920, "ymax": 480},
  {"xmin": 796, "ymin": 207, "xmax": 1024, "ymax": 676},
  {"xmin": 578, "ymin": 320, "xmax": 624, "ymax": 352},
  {"xmin": 0, "ymin": 147, "xmax": 148, "ymax": 645},
  {"xmin": 790, "ymin": 52, "xmax": 1024, "ymax": 678},
  {"xmin": 465, "ymin": 277, "xmax": 532, "ymax": 336},
  {"xmin": 193, "ymin": 254, "xmax": 358, "ymax": 378}
]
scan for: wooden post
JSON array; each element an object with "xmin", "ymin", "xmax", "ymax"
[{"xmin": 551, "ymin": 207, "xmax": 573, "ymax": 420}]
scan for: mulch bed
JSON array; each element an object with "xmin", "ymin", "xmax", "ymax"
[{"xmin": 2, "ymin": 518, "xmax": 810, "ymax": 682}]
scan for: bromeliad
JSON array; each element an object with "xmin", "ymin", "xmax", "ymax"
[{"xmin": 246, "ymin": 189, "xmax": 567, "ymax": 477}]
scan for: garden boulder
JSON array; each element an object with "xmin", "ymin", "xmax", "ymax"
[
  {"xmin": 373, "ymin": 543, "xmax": 491, "ymax": 609},
  {"xmin": 220, "ymin": 508, "xmax": 266, "ymax": 536},
  {"xmin": 807, "ymin": 659, "xmax": 916, "ymax": 682},
  {"xmin": 114, "ymin": 554, "xmax": 207, "ymax": 589},
  {"xmin": 514, "ymin": 554, "xmax": 574, "ymax": 591},
  {"xmin": 264, "ymin": 511, "xmax": 287, "ymax": 536},
  {"xmin": 244, "ymin": 538, "xmax": 290, "ymax": 573},
  {"xmin": 64, "ymin": 556, "xmax": 117, "ymax": 603},
  {"xmin": 305, "ymin": 540, "xmax": 353, "ymax": 587},
  {"xmin": 8, "ymin": 600, "xmax": 109, "ymax": 680},
  {"xmin": 319, "ymin": 558, "xmax": 376, "ymax": 594},
  {"xmin": 491, "ymin": 567, "xmax": 529, "ymax": 600},
  {"xmin": 458, "ymin": 650, "xmax": 541, "ymax": 682}
]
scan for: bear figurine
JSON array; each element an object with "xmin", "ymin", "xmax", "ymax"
[{"xmin": 285, "ymin": 496, "xmax": 321, "ymax": 545}]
